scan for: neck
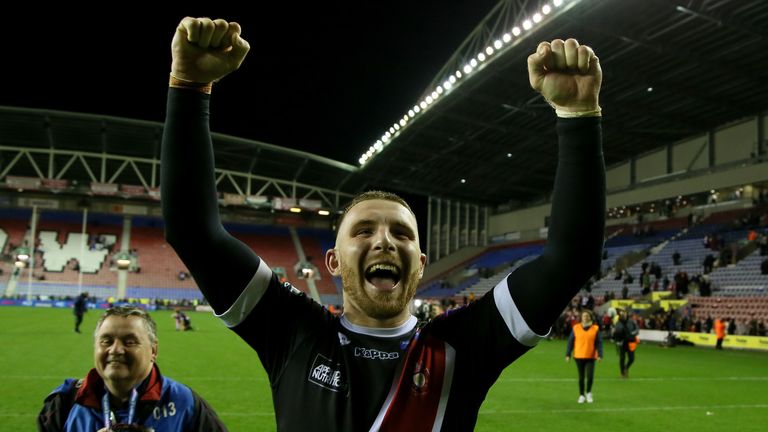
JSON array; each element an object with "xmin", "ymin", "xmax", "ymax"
[
  {"xmin": 105, "ymin": 381, "xmax": 136, "ymax": 405},
  {"xmin": 104, "ymin": 371, "xmax": 150, "ymax": 404},
  {"xmin": 343, "ymin": 304, "xmax": 411, "ymax": 328}
]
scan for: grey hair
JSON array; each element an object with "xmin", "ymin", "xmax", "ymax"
[{"xmin": 94, "ymin": 306, "xmax": 158, "ymax": 345}]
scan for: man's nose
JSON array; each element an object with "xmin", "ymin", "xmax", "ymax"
[
  {"xmin": 373, "ymin": 229, "xmax": 395, "ymax": 251},
  {"xmin": 108, "ymin": 341, "xmax": 125, "ymax": 354}
]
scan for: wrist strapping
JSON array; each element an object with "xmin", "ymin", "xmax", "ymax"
[
  {"xmin": 555, "ymin": 107, "xmax": 602, "ymax": 118},
  {"xmin": 169, "ymin": 74, "xmax": 213, "ymax": 94}
]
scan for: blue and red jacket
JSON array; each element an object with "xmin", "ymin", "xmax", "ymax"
[{"xmin": 37, "ymin": 365, "xmax": 226, "ymax": 431}]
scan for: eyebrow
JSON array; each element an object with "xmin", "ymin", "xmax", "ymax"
[
  {"xmin": 349, "ymin": 219, "xmax": 416, "ymax": 236},
  {"xmin": 98, "ymin": 332, "xmax": 140, "ymax": 339}
]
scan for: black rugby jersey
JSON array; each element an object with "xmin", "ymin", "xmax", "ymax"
[{"xmin": 216, "ymin": 260, "xmax": 544, "ymax": 431}]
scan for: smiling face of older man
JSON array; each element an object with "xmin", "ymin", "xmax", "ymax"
[{"xmin": 94, "ymin": 311, "xmax": 157, "ymax": 401}]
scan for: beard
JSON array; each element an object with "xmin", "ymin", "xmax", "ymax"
[{"xmin": 341, "ymin": 265, "xmax": 420, "ymax": 320}]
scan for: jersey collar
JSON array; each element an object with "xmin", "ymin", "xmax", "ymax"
[{"xmin": 340, "ymin": 315, "xmax": 417, "ymax": 338}]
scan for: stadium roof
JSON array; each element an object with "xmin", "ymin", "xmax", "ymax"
[
  {"xmin": 353, "ymin": 0, "xmax": 768, "ymax": 207},
  {"xmin": 1, "ymin": 0, "xmax": 767, "ymax": 210}
]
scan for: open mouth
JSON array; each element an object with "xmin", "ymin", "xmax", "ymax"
[{"xmin": 364, "ymin": 263, "xmax": 401, "ymax": 292}]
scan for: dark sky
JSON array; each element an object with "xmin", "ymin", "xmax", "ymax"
[{"xmin": 2, "ymin": 3, "xmax": 500, "ymax": 165}]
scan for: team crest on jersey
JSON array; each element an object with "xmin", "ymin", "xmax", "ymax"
[
  {"xmin": 308, "ymin": 354, "xmax": 346, "ymax": 392},
  {"xmin": 337, "ymin": 332, "xmax": 351, "ymax": 346},
  {"xmin": 411, "ymin": 362, "xmax": 430, "ymax": 394}
]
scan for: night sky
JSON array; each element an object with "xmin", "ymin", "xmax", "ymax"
[{"xmin": 3, "ymin": 2, "xmax": 500, "ymax": 165}]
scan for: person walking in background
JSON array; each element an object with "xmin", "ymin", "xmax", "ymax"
[
  {"xmin": 38, "ymin": 306, "xmax": 226, "ymax": 431},
  {"xmin": 565, "ymin": 311, "xmax": 603, "ymax": 403},
  {"xmin": 613, "ymin": 308, "xmax": 639, "ymax": 378},
  {"xmin": 714, "ymin": 316, "xmax": 726, "ymax": 350},
  {"xmin": 73, "ymin": 292, "xmax": 88, "ymax": 334}
]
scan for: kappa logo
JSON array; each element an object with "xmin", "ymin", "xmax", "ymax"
[
  {"xmin": 308, "ymin": 354, "xmax": 345, "ymax": 392},
  {"xmin": 354, "ymin": 347, "xmax": 399, "ymax": 360},
  {"xmin": 283, "ymin": 282, "xmax": 304, "ymax": 296}
]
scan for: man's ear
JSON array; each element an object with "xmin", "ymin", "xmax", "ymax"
[
  {"xmin": 326, "ymin": 248, "xmax": 341, "ymax": 277},
  {"xmin": 151, "ymin": 343, "xmax": 158, "ymax": 363},
  {"xmin": 418, "ymin": 253, "xmax": 427, "ymax": 279}
]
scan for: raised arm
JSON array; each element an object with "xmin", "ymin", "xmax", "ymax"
[
  {"xmin": 507, "ymin": 39, "xmax": 606, "ymax": 334},
  {"xmin": 161, "ymin": 17, "xmax": 257, "ymax": 313}
]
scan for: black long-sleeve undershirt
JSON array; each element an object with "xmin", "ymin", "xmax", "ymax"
[
  {"xmin": 507, "ymin": 117, "xmax": 605, "ymax": 334},
  {"xmin": 161, "ymin": 89, "xmax": 260, "ymax": 313},
  {"xmin": 160, "ymin": 88, "xmax": 605, "ymax": 330}
]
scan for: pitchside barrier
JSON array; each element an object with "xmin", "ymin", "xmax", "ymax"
[{"xmin": 639, "ymin": 329, "xmax": 768, "ymax": 351}]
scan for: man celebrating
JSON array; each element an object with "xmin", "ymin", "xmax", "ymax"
[
  {"xmin": 161, "ymin": 17, "xmax": 605, "ymax": 431},
  {"xmin": 37, "ymin": 306, "xmax": 226, "ymax": 431}
]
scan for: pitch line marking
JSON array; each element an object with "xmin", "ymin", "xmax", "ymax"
[{"xmin": 479, "ymin": 404, "xmax": 768, "ymax": 415}]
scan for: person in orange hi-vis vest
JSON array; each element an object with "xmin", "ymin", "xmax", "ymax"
[
  {"xmin": 566, "ymin": 311, "xmax": 603, "ymax": 404},
  {"xmin": 714, "ymin": 317, "xmax": 726, "ymax": 350},
  {"xmin": 628, "ymin": 335, "xmax": 639, "ymax": 352}
]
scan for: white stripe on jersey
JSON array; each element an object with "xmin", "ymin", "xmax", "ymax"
[
  {"xmin": 493, "ymin": 275, "xmax": 549, "ymax": 347},
  {"xmin": 216, "ymin": 260, "xmax": 273, "ymax": 328},
  {"xmin": 431, "ymin": 342, "xmax": 456, "ymax": 431}
]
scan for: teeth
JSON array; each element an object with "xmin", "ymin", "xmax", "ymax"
[{"xmin": 367, "ymin": 264, "xmax": 400, "ymax": 275}]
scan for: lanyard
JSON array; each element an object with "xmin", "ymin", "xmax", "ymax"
[{"xmin": 102, "ymin": 386, "xmax": 139, "ymax": 429}]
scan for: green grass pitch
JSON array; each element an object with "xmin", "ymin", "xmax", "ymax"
[{"xmin": 2, "ymin": 307, "xmax": 766, "ymax": 431}]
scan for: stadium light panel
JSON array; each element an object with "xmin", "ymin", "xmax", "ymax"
[
  {"xmin": 522, "ymin": 19, "xmax": 533, "ymax": 30},
  {"xmin": 358, "ymin": 0, "xmax": 573, "ymax": 166}
]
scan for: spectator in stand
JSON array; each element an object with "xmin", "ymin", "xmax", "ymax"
[
  {"xmin": 601, "ymin": 310, "xmax": 613, "ymax": 338},
  {"xmin": 699, "ymin": 275, "xmax": 712, "ymax": 297},
  {"xmin": 640, "ymin": 270, "xmax": 651, "ymax": 296},
  {"xmin": 761, "ymin": 258, "xmax": 768, "ymax": 275},
  {"xmin": 672, "ymin": 251, "xmax": 681, "ymax": 266},
  {"xmin": 758, "ymin": 232, "xmax": 768, "ymax": 256},
  {"xmin": 579, "ymin": 290, "xmax": 595, "ymax": 311},
  {"xmin": 702, "ymin": 254, "xmax": 715, "ymax": 274},
  {"xmin": 693, "ymin": 315, "xmax": 702, "ymax": 333},
  {"xmin": 565, "ymin": 311, "xmax": 603, "ymax": 404}
]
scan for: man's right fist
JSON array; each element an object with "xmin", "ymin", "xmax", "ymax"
[{"xmin": 171, "ymin": 17, "xmax": 250, "ymax": 84}]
